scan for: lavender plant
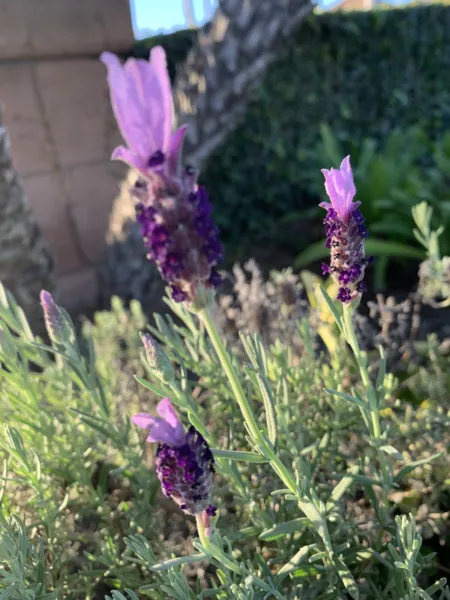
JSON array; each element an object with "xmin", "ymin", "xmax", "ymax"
[{"xmin": 0, "ymin": 46, "xmax": 449, "ymax": 600}]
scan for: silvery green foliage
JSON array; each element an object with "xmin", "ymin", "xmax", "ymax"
[
  {"xmin": 215, "ymin": 259, "xmax": 309, "ymax": 353},
  {"xmin": 418, "ymin": 256, "xmax": 450, "ymax": 308},
  {"xmin": 0, "ymin": 255, "xmax": 448, "ymax": 599},
  {"xmin": 414, "ymin": 202, "xmax": 450, "ymax": 309},
  {"xmin": 0, "ymin": 518, "xmax": 57, "ymax": 599}
]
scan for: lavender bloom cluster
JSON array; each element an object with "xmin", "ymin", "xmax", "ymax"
[
  {"xmin": 134, "ymin": 176, "xmax": 222, "ymax": 304},
  {"xmin": 320, "ymin": 156, "xmax": 372, "ymax": 303},
  {"xmin": 101, "ymin": 47, "xmax": 222, "ymax": 304},
  {"xmin": 133, "ymin": 399, "xmax": 216, "ymax": 518}
]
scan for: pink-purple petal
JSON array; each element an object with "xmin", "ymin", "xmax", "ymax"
[
  {"xmin": 149, "ymin": 46, "xmax": 173, "ymax": 154},
  {"xmin": 111, "ymin": 146, "xmax": 148, "ymax": 172},
  {"xmin": 146, "ymin": 419, "xmax": 182, "ymax": 444},
  {"xmin": 321, "ymin": 155, "xmax": 357, "ymax": 221},
  {"xmin": 132, "ymin": 400, "xmax": 186, "ymax": 446},
  {"xmin": 168, "ymin": 126, "xmax": 188, "ymax": 174},
  {"xmin": 156, "ymin": 398, "xmax": 185, "ymax": 445},
  {"xmin": 101, "ymin": 52, "xmax": 155, "ymax": 160},
  {"xmin": 132, "ymin": 413, "xmax": 157, "ymax": 429}
]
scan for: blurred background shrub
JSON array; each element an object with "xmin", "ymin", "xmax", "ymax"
[{"xmin": 129, "ymin": 4, "xmax": 450, "ymax": 278}]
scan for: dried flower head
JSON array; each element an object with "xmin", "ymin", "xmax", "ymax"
[
  {"xmin": 320, "ymin": 156, "xmax": 372, "ymax": 303},
  {"xmin": 132, "ymin": 399, "xmax": 216, "ymax": 518},
  {"xmin": 101, "ymin": 48, "xmax": 222, "ymax": 305}
]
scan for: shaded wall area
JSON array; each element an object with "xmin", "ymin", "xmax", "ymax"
[{"xmin": 0, "ymin": 0, "xmax": 133, "ymax": 313}]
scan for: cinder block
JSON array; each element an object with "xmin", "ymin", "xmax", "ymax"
[
  {"xmin": 64, "ymin": 161, "xmax": 127, "ymax": 264},
  {"xmin": 0, "ymin": 0, "xmax": 30, "ymax": 60},
  {"xmin": 22, "ymin": 172, "xmax": 84, "ymax": 275},
  {"xmin": 35, "ymin": 59, "xmax": 120, "ymax": 168},
  {"xmin": 0, "ymin": 64, "xmax": 55, "ymax": 176},
  {"xmin": 58, "ymin": 266, "xmax": 99, "ymax": 315},
  {"xmin": 0, "ymin": 0, "xmax": 134, "ymax": 60}
]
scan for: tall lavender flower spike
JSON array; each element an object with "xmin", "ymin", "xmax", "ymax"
[
  {"xmin": 132, "ymin": 398, "xmax": 217, "ymax": 520},
  {"xmin": 101, "ymin": 48, "xmax": 223, "ymax": 305},
  {"xmin": 320, "ymin": 156, "xmax": 372, "ymax": 303}
]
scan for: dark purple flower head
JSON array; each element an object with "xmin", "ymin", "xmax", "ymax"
[
  {"xmin": 319, "ymin": 157, "xmax": 372, "ymax": 303},
  {"xmin": 132, "ymin": 399, "xmax": 216, "ymax": 517},
  {"xmin": 101, "ymin": 47, "xmax": 222, "ymax": 305}
]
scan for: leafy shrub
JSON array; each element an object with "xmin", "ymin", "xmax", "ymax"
[
  {"xmin": 130, "ymin": 6, "xmax": 450, "ymax": 259},
  {"xmin": 0, "ymin": 230, "xmax": 449, "ymax": 597}
]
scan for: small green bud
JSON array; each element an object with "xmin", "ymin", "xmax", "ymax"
[{"xmin": 140, "ymin": 333, "xmax": 174, "ymax": 383}]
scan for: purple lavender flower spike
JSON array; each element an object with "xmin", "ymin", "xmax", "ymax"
[
  {"xmin": 132, "ymin": 399, "xmax": 216, "ymax": 519},
  {"xmin": 102, "ymin": 47, "xmax": 222, "ymax": 305},
  {"xmin": 40, "ymin": 290, "xmax": 69, "ymax": 344},
  {"xmin": 319, "ymin": 156, "xmax": 372, "ymax": 303}
]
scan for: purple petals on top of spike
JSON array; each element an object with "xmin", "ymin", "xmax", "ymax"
[
  {"xmin": 100, "ymin": 47, "xmax": 186, "ymax": 178},
  {"xmin": 132, "ymin": 399, "xmax": 216, "ymax": 516},
  {"xmin": 102, "ymin": 46, "xmax": 222, "ymax": 304},
  {"xmin": 320, "ymin": 157, "xmax": 372, "ymax": 303},
  {"xmin": 320, "ymin": 156, "xmax": 359, "ymax": 223}
]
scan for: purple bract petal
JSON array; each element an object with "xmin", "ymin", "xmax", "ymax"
[
  {"xmin": 101, "ymin": 46, "xmax": 173, "ymax": 169},
  {"xmin": 320, "ymin": 155, "xmax": 359, "ymax": 222},
  {"xmin": 156, "ymin": 398, "xmax": 185, "ymax": 441},
  {"xmin": 132, "ymin": 399, "xmax": 186, "ymax": 446},
  {"xmin": 168, "ymin": 125, "xmax": 188, "ymax": 174},
  {"xmin": 111, "ymin": 146, "xmax": 148, "ymax": 172},
  {"xmin": 132, "ymin": 413, "xmax": 158, "ymax": 430}
]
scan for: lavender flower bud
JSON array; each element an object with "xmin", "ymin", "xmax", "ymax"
[
  {"xmin": 40, "ymin": 290, "xmax": 71, "ymax": 344},
  {"xmin": 132, "ymin": 399, "xmax": 216, "ymax": 517},
  {"xmin": 319, "ymin": 156, "xmax": 372, "ymax": 303},
  {"xmin": 140, "ymin": 333, "xmax": 174, "ymax": 383}
]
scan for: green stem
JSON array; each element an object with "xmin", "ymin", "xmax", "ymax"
[
  {"xmin": 199, "ymin": 303, "xmax": 335, "ymax": 564},
  {"xmin": 199, "ymin": 307, "xmax": 298, "ymax": 495},
  {"xmin": 195, "ymin": 514, "xmax": 242, "ymax": 574},
  {"xmin": 199, "ymin": 307, "xmax": 262, "ymax": 444},
  {"xmin": 342, "ymin": 305, "xmax": 381, "ymax": 440},
  {"xmin": 342, "ymin": 304, "xmax": 391, "ymax": 517}
]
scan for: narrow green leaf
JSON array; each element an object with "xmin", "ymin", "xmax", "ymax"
[
  {"xmin": 0, "ymin": 585, "xmax": 18, "ymax": 600},
  {"xmin": 211, "ymin": 449, "xmax": 267, "ymax": 463},
  {"xmin": 394, "ymin": 452, "xmax": 442, "ymax": 483},
  {"xmin": 319, "ymin": 286, "xmax": 342, "ymax": 330},
  {"xmin": 187, "ymin": 412, "xmax": 209, "ymax": 439},
  {"xmin": 150, "ymin": 553, "xmax": 208, "ymax": 572},
  {"xmin": 259, "ymin": 518, "xmax": 310, "ymax": 541},
  {"xmin": 380, "ymin": 445, "xmax": 404, "ymax": 461},
  {"xmin": 333, "ymin": 555, "xmax": 359, "ymax": 599},
  {"xmin": 134, "ymin": 375, "xmax": 169, "ymax": 397},
  {"xmin": 329, "ymin": 465, "xmax": 359, "ymax": 506},
  {"xmin": 257, "ymin": 374, "xmax": 277, "ymax": 446},
  {"xmin": 376, "ymin": 346, "xmax": 386, "ymax": 396},
  {"xmin": 326, "ymin": 388, "xmax": 368, "ymax": 410},
  {"xmin": 276, "ymin": 545, "xmax": 310, "ymax": 578}
]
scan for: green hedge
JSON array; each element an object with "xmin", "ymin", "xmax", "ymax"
[{"xmin": 131, "ymin": 5, "xmax": 450, "ymax": 254}]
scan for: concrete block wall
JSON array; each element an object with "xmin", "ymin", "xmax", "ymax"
[{"xmin": 0, "ymin": 0, "xmax": 133, "ymax": 313}]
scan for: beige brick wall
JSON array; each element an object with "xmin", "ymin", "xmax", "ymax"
[{"xmin": 0, "ymin": 0, "xmax": 133, "ymax": 313}]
